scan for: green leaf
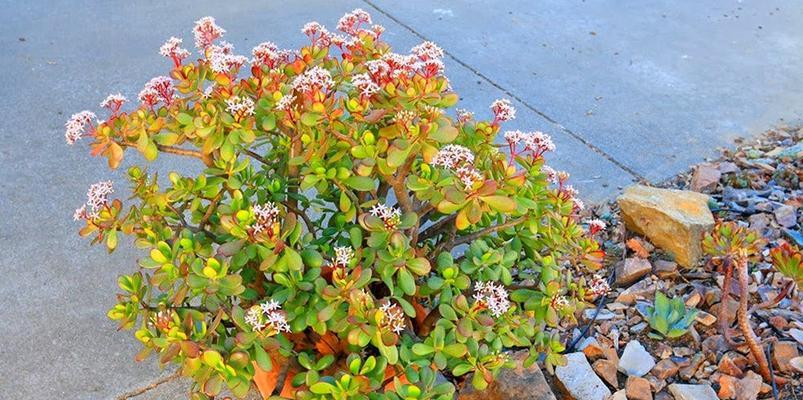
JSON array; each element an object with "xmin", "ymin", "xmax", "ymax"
[
  {"xmin": 300, "ymin": 112, "xmax": 322, "ymax": 127},
  {"xmin": 479, "ymin": 195, "xmax": 517, "ymax": 213},
  {"xmin": 344, "ymin": 176, "xmax": 375, "ymax": 191},
  {"xmin": 254, "ymin": 344, "xmax": 272, "ymax": 371},
  {"xmin": 309, "ymin": 382, "xmax": 336, "ymax": 394},
  {"xmin": 106, "ymin": 230, "xmax": 118, "ymax": 251},
  {"xmin": 398, "ymin": 268, "xmax": 416, "ymax": 296},
  {"xmin": 451, "ymin": 363, "xmax": 473, "ymax": 376},
  {"xmin": 176, "ymin": 112, "xmax": 193, "ymax": 125},
  {"xmin": 284, "ymin": 248, "xmax": 303, "ymax": 271},
  {"xmin": 430, "ymin": 122, "xmax": 458, "ymax": 143},
  {"xmin": 412, "ymin": 343, "xmax": 435, "ymax": 356}
]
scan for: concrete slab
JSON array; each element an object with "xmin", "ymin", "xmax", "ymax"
[
  {"xmin": 0, "ymin": 1, "xmax": 632, "ymax": 399},
  {"xmin": 367, "ymin": 0, "xmax": 803, "ymax": 181}
]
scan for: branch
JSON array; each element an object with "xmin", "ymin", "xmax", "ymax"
[
  {"xmin": 284, "ymin": 201, "xmax": 317, "ymax": 238},
  {"xmin": 243, "ymin": 148, "xmax": 269, "ymax": 165},
  {"xmin": 156, "ymin": 144, "xmax": 213, "ymax": 166},
  {"xmin": 452, "ymin": 217, "xmax": 526, "ymax": 247},
  {"xmin": 418, "ymin": 215, "xmax": 457, "ymax": 242}
]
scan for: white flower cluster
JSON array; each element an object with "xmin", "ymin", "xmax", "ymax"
[
  {"xmin": 573, "ymin": 198, "xmax": 585, "ymax": 211},
  {"xmin": 225, "ymin": 96, "xmax": 255, "ymax": 119},
  {"xmin": 99, "ymin": 93, "xmax": 127, "ymax": 112},
  {"xmin": 139, "ymin": 76, "xmax": 174, "ymax": 107},
  {"xmin": 379, "ymin": 301, "xmax": 405, "ymax": 334},
  {"xmin": 369, "ymin": 202, "xmax": 402, "ymax": 230},
  {"xmin": 292, "ymin": 66, "xmax": 334, "ymax": 94},
  {"xmin": 208, "ymin": 42, "xmax": 247, "ymax": 74},
  {"xmin": 159, "ymin": 37, "xmax": 190, "ymax": 62},
  {"xmin": 392, "ymin": 110, "xmax": 416, "ymax": 125},
  {"xmin": 64, "ymin": 110, "xmax": 96, "ymax": 145},
  {"xmin": 73, "ymin": 180, "xmax": 113, "ymax": 221},
  {"xmin": 193, "ymin": 16, "xmax": 225, "ymax": 50},
  {"xmin": 251, "ymin": 42, "xmax": 293, "ymax": 68},
  {"xmin": 351, "ymin": 73, "xmax": 380, "ymax": 97},
  {"xmin": 333, "ymin": 246, "xmax": 354, "ymax": 268},
  {"xmin": 431, "ymin": 145, "xmax": 483, "ymax": 188},
  {"xmin": 587, "ymin": 275, "xmax": 610, "ymax": 298},
  {"xmin": 252, "ymin": 202, "xmax": 280, "ymax": 234},
  {"xmin": 431, "ymin": 144, "xmax": 474, "ymax": 169},
  {"xmin": 473, "ymin": 281, "xmax": 511, "ymax": 317},
  {"xmin": 245, "ymin": 299, "xmax": 291, "ymax": 334},
  {"xmin": 275, "ymin": 94, "xmax": 296, "ymax": 111},
  {"xmin": 337, "ymin": 8, "xmax": 372, "ymax": 35},
  {"xmin": 550, "ymin": 295, "xmax": 570, "ymax": 310},
  {"xmin": 490, "ymin": 99, "xmax": 516, "ymax": 122}
]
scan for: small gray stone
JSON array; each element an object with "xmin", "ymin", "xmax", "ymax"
[
  {"xmin": 555, "ymin": 352, "xmax": 612, "ymax": 400},
  {"xmin": 789, "ymin": 328, "xmax": 803, "ymax": 346},
  {"xmin": 584, "ymin": 308, "xmax": 616, "ymax": 321},
  {"xmin": 668, "ymin": 383, "xmax": 719, "ymax": 400},
  {"xmin": 618, "ymin": 340, "xmax": 655, "ymax": 377},
  {"xmin": 774, "ymin": 205, "xmax": 798, "ymax": 228}
]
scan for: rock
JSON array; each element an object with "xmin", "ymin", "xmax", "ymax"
[
  {"xmin": 667, "ymin": 383, "xmax": 719, "ymax": 400},
  {"xmin": 777, "ymin": 141, "xmax": 803, "ymax": 158},
  {"xmin": 556, "ymin": 352, "xmax": 612, "ymax": 400},
  {"xmin": 719, "ymin": 161, "xmax": 739, "ymax": 174},
  {"xmin": 710, "ymin": 298, "xmax": 739, "ymax": 326},
  {"xmin": 653, "ymin": 260, "xmax": 678, "ymax": 279},
  {"xmin": 630, "ymin": 322, "xmax": 648, "ymax": 334},
  {"xmin": 695, "ymin": 311, "xmax": 716, "ymax": 326},
  {"xmin": 616, "ymin": 280, "xmax": 657, "ymax": 305},
  {"xmin": 616, "ymin": 258, "xmax": 653, "ymax": 286},
  {"xmin": 618, "ymin": 340, "xmax": 655, "ymax": 377},
  {"xmin": 585, "ymin": 308, "xmax": 617, "ymax": 321},
  {"xmin": 684, "ymin": 291, "xmax": 702, "ymax": 308},
  {"xmin": 768, "ymin": 316, "xmax": 788, "ymax": 330},
  {"xmin": 748, "ymin": 213, "xmax": 771, "ymax": 232},
  {"xmin": 701, "ymin": 335, "xmax": 728, "ymax": 357},
  {"xmin": 718, "ymin": 374, "xmax": 737, "ymax": 399},
  {"xmin": 691, "ymin": 163, "xmax": 721, "ymax": 193},
  {"xmin": 679, "ymin": 353, "xmax": 704, "ymax": 380},
  {"xmin": 618, "ymin": 185, "xmax": 714, "ymax": 267},
  {"xmin": 608, "ymin": 389, "xmax": 627, "ymax": 400},
  {"xmin": 790, "ymin": 356, "xmax": 803, "ymax": 373},
  {"xmin": 673, "ymin": 347, "xmax": 694, "ymax": 357},
  {"xmin": 734, "ymin": 371, "xmax": 762, "ymax": 400},
  {"xmin": 593, "ymin": 359, "xmax": 620, "ymax": 388},
  {"xmin": 771, "ymin": 341, "xmax": 799, "ymax": 373},
  {"xmin": 458, "ymin": 350, "xmax": 556, "ymax": 400},
  {"xmin": 718, "ymin": 354, "xmax": 744, "ymax": 378},
  {"xmin": 774, "ymin": 205, "xmax": 798, "ymax": 228},
  {"xmin": 651, "ymin": 359, "xmax": 678, "ymax": 380},
  {"xmin": 580, "ymin": 337, "xmax": 606, "ymax": 360},
  {"xmin": 654, "ymin": 393, "xmax": 672, "ymax": 400},
  {"xmin": 644, "ymin": 375, "xmax": 665, "ymax": 393},
  {"xmin": 625, "ymin": 376, "xmax": 652, "ymax": 400},
  {"xmin": 790, "ymin": 328, "xmax": 803, "ymax": 346}
]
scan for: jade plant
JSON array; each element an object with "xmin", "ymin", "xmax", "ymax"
[
  {"xmin": 644, "ymin": 292, "xmax": 698, "ymax": 340},
  {"xmin": 703, "ymin": 222, "xmax": 789, "ymax": 385},
  {"xmin": 66, "ymin": 10, "xmax": 606, "ymax": 399}
]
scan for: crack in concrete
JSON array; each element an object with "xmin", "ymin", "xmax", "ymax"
[
  {"xmin": 361, "ymin": 0, "xmax": 646, "ymax": 181},
  {"xmin": 115, "ymin": 371, "xmax": 182, "ymax": 400}
]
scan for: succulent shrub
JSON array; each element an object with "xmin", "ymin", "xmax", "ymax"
[
  {"xmin": 644, "ymin": 292, "xmax": 698, "ymax": 340},
  {"xmin": 66, "ymin": 10, "xmax": 607, "ymax": 399},
  {"xmin": 770, "ymin": 242, "xmax": 802, "ymax": 286}
]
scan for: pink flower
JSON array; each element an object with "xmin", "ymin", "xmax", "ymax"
[
  {"xmin": 74, "ymin": 180, "xmax": 113, "ymax": 220},
  {"xmin": 541, "ymin": 165, "xmax": 558, "ymax": 183},
  {"xmin": 159, "ymin": 37, "xmax": 190, "ymax": 67},
  {"xmin": 141, "ymin": 76, "xmax": 174, "ymax": 106},
  {"xmin": 193, "ymin": 16, "xmax": 225, "ymax": 50},
  {"xmin": 64, "ymin": 110, "xmax": 96, "ymax": 145},
  {"xmin": 456, "ymin": 109, "xmax": 474, "ymax": 123},
  {"xmin": 99, "ymin": 94, "xmax": 127, "ymax": 115},
  {"xmin": 251, "ymin": 42, "xmax": 293, "ymax": 69},
  {"xmin": 302, "ymin": 22, "xmax": 333, "ymax": 47},
  {"xmin": 490, "ymin": 99, "xmax": 516, "ymax": 123},
  {"xmin": 209, "ymin": 43, "xmax": 247, "ymax": 74},
  {"xmin": 411, "ymin": 41, "xmax": 444, "ymax": 61},
  {"xmin": 337, "ymin": 9, "xmax": 372, "ymax": 36},
  {"xmin": 587, "ymin": 219, "xmax": 606, "ymax": 235},
  {"xmin": 587, "ymin": 275, "xmax": 610, "ymax": 298}
]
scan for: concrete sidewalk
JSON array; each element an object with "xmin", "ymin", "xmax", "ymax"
[{"xmin": 0, "ymin": 0, "xmax": 801, "ymax": 398}]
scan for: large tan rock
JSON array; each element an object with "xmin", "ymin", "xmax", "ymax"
[{"xmin": 617, "ymin": 185, "xmax": 714, "ymax": 267}]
